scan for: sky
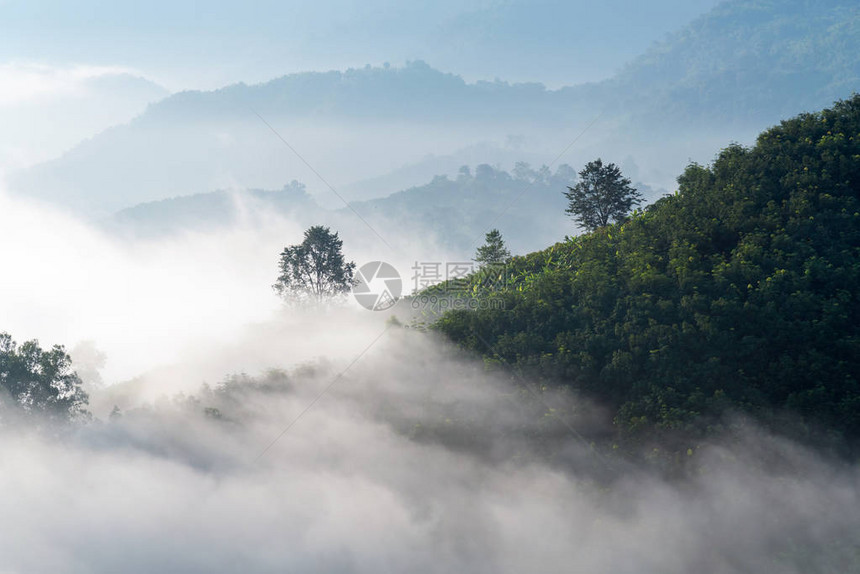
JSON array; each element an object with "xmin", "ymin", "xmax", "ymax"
[
  {"xmin": 1, "ymin": 0, "xmax": 723, "ymax": 91},
  {"xmin": 0, "ymin": 0, "xmax": 723, "ymax": 171}
]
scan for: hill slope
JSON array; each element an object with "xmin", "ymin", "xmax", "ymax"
[{"xmin": 433, "ymin": 95, "xmax": 860, "ymax": 449}]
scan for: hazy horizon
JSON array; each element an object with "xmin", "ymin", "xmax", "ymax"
[{"xmin": 1, "ymin": 0, "xmax": 722, "ymax": 91}]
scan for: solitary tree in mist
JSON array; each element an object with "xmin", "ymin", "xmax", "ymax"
[
  {"xmin": 475, "ymin": 229, "xmax": 511, "ymax": 266},
  {"xmin": 0, "ymin": 332, "xmax": 90, "ymax": 425},
  {"xmin": 564, "ymin": 159, "xmax": 642, "ymax": 231},
  {"xmin": 273, "ymin": 225, "xmax": 356, "ymax": 305}
]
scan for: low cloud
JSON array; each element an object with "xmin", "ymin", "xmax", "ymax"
[
  {"xmin": 0, "ymin": 62, "xmax": 144, "ymax": 106},
  {"xmin": 0, "ymin": 189, "xmax": 856, "ymax": 573},
  {"xmin": 1, "ymin": 325, "xmax": 857, "ymax": 573},
  {"xmin": 0, "ymin": 62, "xmax": 167, "ymax": 170}
]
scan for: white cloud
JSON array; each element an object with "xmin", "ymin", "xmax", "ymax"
[
  {"xmin": 0, "ymin": 189, "xmax": 293, "ymax": 382},
  {"xmin": 0, "ymin": 62, "xmax": 142, "ymax": 106},
  {"xmin": 0, "ymin": 61, "xmax": 168, "ymax": 170}
]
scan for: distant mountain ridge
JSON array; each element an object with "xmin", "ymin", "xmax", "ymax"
[
  {"xmin": 103, "ymin": 164, "xmax": 598, "ymax": 257},
  {"xmin": 599, "ymin": 0, "xmax": 860, "ymax": 126},
  {"xmin": 0, "ymin": 69, "xmax": 169, "ymax": 172},
  {"xmin": 141, "ymin": 0, "xmax": 859, "ymax": 128},
  {"xmin": 143, "ymin": 61, "xmax": 573, "ymax": 125},
  {"xmin": 107, "ymin": 180, "xmax": 320, "ymax": 238},
  {"xmin": 9, "ymin": 0, "xmax": 859, "ymax": 215}
]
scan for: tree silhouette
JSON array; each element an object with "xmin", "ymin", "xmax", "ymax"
[
  {"xmin": 475, "ymin": 229, "xmax": 511, "ymax": 266},
  {"xmin": 274, "ymin": 226, "xmax": 356, "ymax": 305},
  {"xmin": 564, "ymin": 159, "xmax": 642, "ymax": 231},
  {"xmin": 0, "ymin": 333, "xmax": 90, "ymax": 425}
]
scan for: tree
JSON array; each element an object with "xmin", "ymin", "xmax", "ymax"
[
  {"xmin": 273, "ymin": 225, "xmax": 356, "ymax": 305},
  {"xmin": 0, "ymin": 333, "xmax": 90, "ymax": 425},
  {"xmin": 475, "ymin": 229, "xmax": 511, "ymax": 266},
  {"xmin": 564, "ymin": 159, "xmax": 642, "ymax": 231},
  {"xmin": 513, "ymin": 161, "xmax": 534, "ymax": 182}
]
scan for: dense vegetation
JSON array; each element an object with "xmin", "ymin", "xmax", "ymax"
[
  {"xmin": 0, "ymin": 333, "xmax": 90, "ymax": 426},
  {"xmin": 433, "ymin": 96, "xmax": 860, "ymax": 450}
]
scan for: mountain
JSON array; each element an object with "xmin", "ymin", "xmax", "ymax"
[
  {"xmin": 345, "ymin": 163, "xmax": 585, "ymax": 254},
  {"xmin": 8, "ymin": 0, "xmax": 859, "ymax": 216},
  {"xmin": 106, "ymin": 180, "xmax": 321, "ymax": 238},
  {"xmin": 103, "ymin": 164, "xmax": 620, "ymax": 258},
  {"xmin": 341, "ymin": 141, "xmax": 552, "ymax": 202},
  {"xmin": 596, "ymin": 0, "xmax": 860, "ymax": 128},
  {"xmin": 143, "ymin": 61, "xmax": 572, "ymax": 124},
  {"xmin": 0, "ymin": 68, "xmax": 169, "ymax": 172},
  {"xmin": 9, "ymin": 61, "xmax": 572, "ymax": 217}
]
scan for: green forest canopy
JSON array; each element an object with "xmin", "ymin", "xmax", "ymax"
[
  {"xmin": 0, "ymin": 333, "xmax": 89, "ymax": 426},
  {"xmin": 433, "ymin": 95, "xmax": 860, "ymax": 447}
]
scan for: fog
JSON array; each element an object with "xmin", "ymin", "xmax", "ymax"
[
  {"xmin": 0, "ymin": 187, "xmax": 463, "ymax": 382},
  {"xmin": 1, "ymin": 186, "xmax": 858, "ymax": 572},
  {"xmin": 0, "ymin": 63, "xmax": 168, "ymax": 172},
  {"xmin": 0, "ymin": 190, "xmax": 282, "ymax": 381},
  {"xmin": 6, "ymin": 60, "xmax": 758, "ymax": 218},
  {"xmin": 1, "ymin": 321, "xmax": 858, "ymax": 573},
  {"xmin": 10, "ymin": 112, "xmax": 600, "ymax": 215}
]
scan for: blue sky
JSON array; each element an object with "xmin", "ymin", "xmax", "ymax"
[{"xmin": 1, "ymin": 0, "xmax": 722, "ymax": 90}]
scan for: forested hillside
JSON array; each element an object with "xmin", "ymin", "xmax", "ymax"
[{"xmin": 433, "ymin": 96, "xmax": 860, "ymax": 450}]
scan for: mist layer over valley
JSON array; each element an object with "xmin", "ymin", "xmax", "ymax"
[{"xmin": 3, "ymin": 305, "xmax": 860, "ymax": 573}]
